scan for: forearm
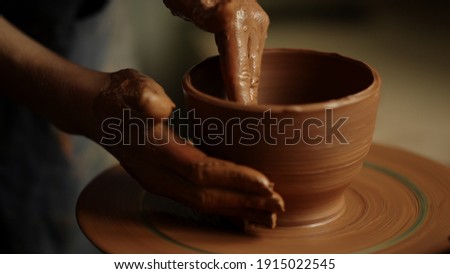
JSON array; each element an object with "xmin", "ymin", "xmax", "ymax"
[{"xmin": 0, "ymin": 16, "xmax": 108, "ymax": 138}]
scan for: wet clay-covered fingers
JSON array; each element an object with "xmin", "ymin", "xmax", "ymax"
[
  {"xmin": 189, "ymin": 156, "xmax": 274, "ymax": 195},
  {"xmin": 120, "ymin": 132, "xmax": 285, "ymax": 228},
  {"xmin": 126, "ymin": 162, "xmax": 283, "ymax": 229},
  {"xmin": 163, "ymin": 0, "xmax": 269, "ymax": 104},
  {"xmin": 214, "ymin": 1, "xmax": 269, "ymax": 104},
  {"xmin": 190, "ymin": 157, "xmax": 280, "ymax": 198},
  {"xmin": 145, "ymin": 125, "xmax": 280, "ymax": 201}
]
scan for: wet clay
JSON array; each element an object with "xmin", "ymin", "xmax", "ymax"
[
  {"xmin": 183, "ymin": 49, "xmax": 381, "ymax": 226},
  {"xmin": 76, "ymin": 144, "xmax": 450, "ymax": 253},
  {"xmin": 164, "ymin": 0, "xmax": 268, "ymax": 104}
]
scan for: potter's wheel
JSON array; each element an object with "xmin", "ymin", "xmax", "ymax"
[{"xmin": 76, "ymin": 144, "xmax": 450, "ymax": 253}]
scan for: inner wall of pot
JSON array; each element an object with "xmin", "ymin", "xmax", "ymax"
[{"xmin": 189, "ymin": 50, "xmax": 375, "ymax": 105}]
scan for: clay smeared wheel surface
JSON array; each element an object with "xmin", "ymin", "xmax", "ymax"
[{"xmin": 76, "ymin": 144, "xmax": 450, "ymax": 253}]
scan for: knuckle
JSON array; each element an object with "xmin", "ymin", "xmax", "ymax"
[
  {"xmin": 190, "ymin": 159, "xmax": 213, "ymax": 186},
  {"xmin": 139, "ymin": 87, "xmax": 158, "ymax": 107},
  {"xmin": 190, "ymin": 157, "xmax": 232, "ymax": 186}
]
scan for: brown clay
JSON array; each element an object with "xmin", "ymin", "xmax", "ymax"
[
  {"xmin": 183, "ymin": 48, "xmax": 381, "ymax": 226},
  {"xmin": 76, "ymin": 144, "xmax": 450, "ymax": 253}
]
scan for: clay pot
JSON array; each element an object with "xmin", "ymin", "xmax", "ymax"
[{"xmin": 183, "ymin": 48, "xmax": 381, "ymax": 226}]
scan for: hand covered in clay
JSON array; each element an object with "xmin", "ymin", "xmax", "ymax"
[
  {"xmin": 93, "ymin": 69, "xmax": 284, "ymax": 228},
  {"xmin": 163, "ymin": 0, "xmax": 269, "ymax": 104}
]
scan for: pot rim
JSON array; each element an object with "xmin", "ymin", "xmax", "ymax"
[{"xmin": 183, "ymin": 48, "xmax": 381, "ymax": 113}]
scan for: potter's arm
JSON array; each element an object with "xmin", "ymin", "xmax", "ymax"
[
  {"xmin": 0, "ymin": 16, "xmax": 283, "ymax": 228},
  {"xmin": 163, "ymin": 0, "xmax": 269, "ymax": 104},
  {"xmin": 0, "ymin": 16, "xmax": 107, "ymax": 138}
]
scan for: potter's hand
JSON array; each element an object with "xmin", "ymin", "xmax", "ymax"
[
  {"xmin": 163, "ymin": 0, "xmax": 269, "ymax": 104},
  {"xmin": 93, "ymin": 69, "xmax": 284, "ymax": 228}
]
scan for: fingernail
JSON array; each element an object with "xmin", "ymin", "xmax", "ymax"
[
  {"xmin": 262, "ymin": 213, "xmax": 277, "ymax": 229},
  {"xmin": 269, "ymin": 213, "xmax": 277, "ymax": 229},
  {"xmin": 269, "ymin": 194, "xmax": 285, "ymax": 212}
]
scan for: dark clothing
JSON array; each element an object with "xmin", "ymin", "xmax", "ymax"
[
  {"xmin": 0, "ymin": 0, "xmax": 107, "ymax": 55},
  {"xmin": 0, "ymin": 0, "xmax": 107, "ymax": 253},
  {"xmin": 0, "ymin": 98, "xmax": 75, "ymax": 253}
]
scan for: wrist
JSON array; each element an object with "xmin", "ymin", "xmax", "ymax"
[{"xmin": 61, "ymin": 67, "xmax": 110, "ymax": 140}]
